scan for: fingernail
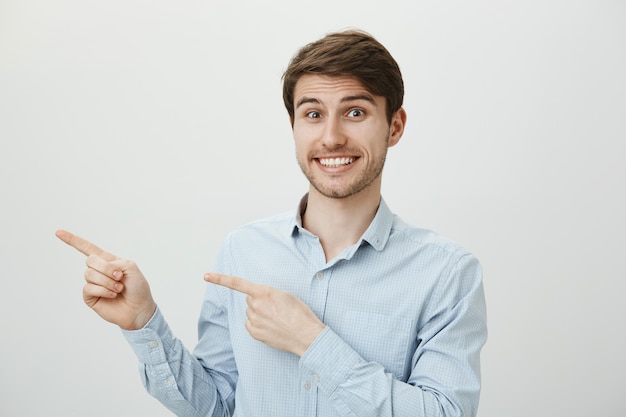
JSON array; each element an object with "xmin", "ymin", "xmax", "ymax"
[
  {"xmin": 114, "ymin": 283, "xmax": 123, "ymax": 291},
  {"xmin": 113, "ymin": 270, "xmax": 122, "ymax": 279}
]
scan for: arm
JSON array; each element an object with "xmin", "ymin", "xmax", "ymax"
[
  {"xmin": 121, "ymin": 307, "xmax": 235, "ymax": 417},
  {"xmin": 300, "ymin": 254, "xmax": 487, "ymax": 417},
  {"xmin": 207, "ymin": 254, "xmax": 486, "ymax": 417},
  {"xmin": 56, "ymin": 230, "xmax": 235, "ymax": 417}
]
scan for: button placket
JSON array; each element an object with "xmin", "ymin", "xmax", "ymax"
[{"xmin": 310, "ymin": 267, "xmax": 332, "ymax": 325}]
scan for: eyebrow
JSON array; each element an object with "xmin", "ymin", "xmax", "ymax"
[{"xmin": 295, "ymin": 94, "xmax": 377, "ymax": 109}]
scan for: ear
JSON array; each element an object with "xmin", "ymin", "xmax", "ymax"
[{"xmin": 388, "ymin": 108, "xmax": 406, "ymax": 148}]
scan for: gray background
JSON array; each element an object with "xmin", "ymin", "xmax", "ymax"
[{"xmin": 1, "ymin": 1, "xmax": 624, "ymax": 416}]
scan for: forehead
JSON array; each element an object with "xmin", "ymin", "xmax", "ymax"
[{"xmin": 293, "ymin": 74, "xmax": 375, "ymax": 103}]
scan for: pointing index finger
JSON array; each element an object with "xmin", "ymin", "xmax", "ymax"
[
  {"xmin": 205, "ymin": 273, "xmax": 263, "ymax": 297},
  {"xmin": 55, "ymin": 229, "xmax": 117, "ymax": 261}
]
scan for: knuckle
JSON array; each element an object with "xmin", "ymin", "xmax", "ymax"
[
  {"xmin": 83, "ymin": 283, "xmax": 98, "ymax": 299},
  {"xmin": 247, "ymin": 298, "xmax": 261, "ymax": 311},
  {"xmin": 118, "ymin": 259, "xmax": 138, "ymax": 272}
]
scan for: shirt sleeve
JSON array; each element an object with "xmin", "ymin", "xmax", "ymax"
[
  {"xmin": 121, "ymin": 307, "xmax": 235, "ymax": 417},
  {"xmin": 299, "ymin": 253, "xmax": 487, "ymax": 417}
]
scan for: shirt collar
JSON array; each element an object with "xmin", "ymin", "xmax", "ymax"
[
  {"xmin": 360, "ymin": 197, "xmax": 393, "ymax": 251},
  {"xmin": 288, "ymin": 193, "xmax": 393, "ymax": 252},
  {"xmin": 286, "ymin": 194, "xmax": 308, "ymax": 238}
]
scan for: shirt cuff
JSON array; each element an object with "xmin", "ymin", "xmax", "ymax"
[
  {"xmin": 121, "ymin": 307, "xmax": 175, "ymax": 365},
  {"xmin": 299, "ymin": 326, "xmax": 364, "ymax": 395}
]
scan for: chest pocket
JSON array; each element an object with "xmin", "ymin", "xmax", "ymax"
[{"xmin": 337, "ymin": 310, "xmax": 416, "ymax": 381}]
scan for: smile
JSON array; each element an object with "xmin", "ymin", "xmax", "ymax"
[{"xmin": 318, "ymin": 157, "xmax": 356, "ymax": 168}]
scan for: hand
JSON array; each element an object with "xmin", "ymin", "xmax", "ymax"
[
  {"xmin": 56, "ymin": 229, "xmax": 157, "ymax": 330},
  {"xmin": 205, "ymin": 273, "xmax": 325, "ymax": 356}
]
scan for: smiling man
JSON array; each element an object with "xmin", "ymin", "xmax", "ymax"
[{"xmin": 57, "ymin": 30, "xmax": 487, "ymax": 417}]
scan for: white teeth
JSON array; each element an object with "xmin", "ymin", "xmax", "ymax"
[{"xmin": 319, "ymin": 157, "xmax": 355, "ymax": 167}]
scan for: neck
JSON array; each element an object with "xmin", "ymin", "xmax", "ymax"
[{"xmin": 302, "ymin": 186, "xmax": 381, "ymax": 262}]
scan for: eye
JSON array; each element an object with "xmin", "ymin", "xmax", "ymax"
[
  {"xmin": 306, "ymin": 111, "xmax": 322, "ymax": 119},
  {"xmin": 347, "ymin": 109, "xmax": 365, "ymax": 118}
]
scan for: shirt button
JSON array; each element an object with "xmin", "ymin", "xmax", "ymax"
[
  {"xmin": 303, "ymin": 381, "xmax": 311, "ymax": 390},
  {"xmin": 166, "ymin": 378, "xmax": 175, "ymax": 387},
  {"xmin": 316, "ymin": 272, "xmax": 324, "ymax": 280},
  {"xmin": 312, "ymin": 374, "xmax": 320, "ymax": 382},
  {"xmin": 148, "ymin": 340, "xmax": 158, "ymax": 348}
]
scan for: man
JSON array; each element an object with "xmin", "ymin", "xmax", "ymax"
[{"xmin": 57, "ymin": 30, "xmax": 487, "ymax": 417}]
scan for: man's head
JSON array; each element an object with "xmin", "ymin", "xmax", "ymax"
[{"xmin": 282, "ymin": 30, "xmax": 404, "ymax": 125}]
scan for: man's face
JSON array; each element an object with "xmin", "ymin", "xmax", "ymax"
[{"xmin": 291, "ymin": 74, "xmax": 405, "ymax": 200}]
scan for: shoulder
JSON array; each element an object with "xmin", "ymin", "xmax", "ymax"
[
  {"xmin": 388, "ymin": 216, "xmax": 484, "ymax": 299},
  {"xmin": 222, "ymin": 210, "xmax": 294, "ymax": 244},
  {"xmin": 214, "ymin": 210, "xmax": 295, "ymax": 273},
  {"xmin": 389, "ymin": 215, "xmax": 477, "ymax": 263}
]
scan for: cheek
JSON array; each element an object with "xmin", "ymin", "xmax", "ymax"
[
  {"xmin": 292, "ymin": 135, "xmax": 310, "ymax": 161},
  {"xmin": 292, "ymin": 125, "xmax": 319, "ymax": 147},
  {"xmin": 354, "ymin": 125, "xmax": 390, "ymax": 148}
]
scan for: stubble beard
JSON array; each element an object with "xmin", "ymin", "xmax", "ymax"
[{"xmin": 297, "ymin": 151, "xmax": 388, "ymax": 199}]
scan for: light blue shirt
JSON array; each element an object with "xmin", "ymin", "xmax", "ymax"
[{"xmin": 123, "ymin": 195, "xmax": 487, "ymax": 417}]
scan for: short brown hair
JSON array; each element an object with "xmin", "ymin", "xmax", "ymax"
[{"xmin": 282, "ymin": 30, "xmax": 404, "ymax": 124}]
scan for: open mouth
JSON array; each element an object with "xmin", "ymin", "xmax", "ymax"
[{"xmin": 317, "ymin": 157, "xmax": 357, "ymax": 168}]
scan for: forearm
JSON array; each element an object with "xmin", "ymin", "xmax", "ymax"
[
  {"xmin": 122, "ymin": 307, "xmax": 232, "ymax": 417},
  {"xmin": 300, "ymin": 327, "xmax": 477, "ymax": 417}
]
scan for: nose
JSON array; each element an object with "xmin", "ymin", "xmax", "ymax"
[{"xmin": 320, "ymin": 115, "xmax": 347, "ymax": 149}]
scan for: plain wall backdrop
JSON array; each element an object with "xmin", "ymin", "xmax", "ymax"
[{"xmin": 1, "ymin": 1, "xmax": 624, "ymax": 416}]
